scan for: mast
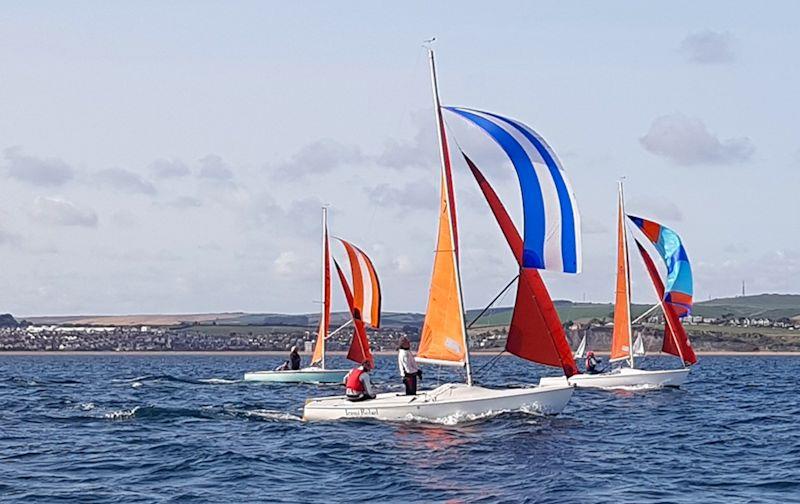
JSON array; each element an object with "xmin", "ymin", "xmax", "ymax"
[
  {"xmin": 618, "ymin": 181, "xmax": 635, "ymax": 369},
  {"xmin": 319, "ymin": 207, "xmax": 328, "ymax": 369},
  {"xmin": 428, "ymin": 47, "xmax": 473, "ymax": 385}
]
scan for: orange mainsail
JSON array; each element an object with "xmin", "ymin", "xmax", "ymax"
[
  {"xmin": 610, "ymin": 183, "xmax": 633, "ymax": 363},
  {"xmin": 417, "ymin": 170, "xmax": 468, "ymax": 366},
  {"xmin": 311, "ymin": 209, "xmax": 331, "ymax": 366}
]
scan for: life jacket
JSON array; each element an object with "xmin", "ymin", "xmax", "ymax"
[
  {"xmin": 345, "ymin": 368, "xmax": 365, "ymax": 393},
  {"xmin": 586, "ymin": 355, "xmax": 595, "ymax": 369}
]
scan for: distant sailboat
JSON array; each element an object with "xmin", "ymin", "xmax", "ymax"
[
  {"xmin": 245, "ymin": 208, "xmax": 379, "ymax": 383},
  {"xmin": 573, "ymin": 334, "xmax": 587, "ymax": 359},
  {"xmin": 543, "ymin": 182, "xmax": 697, "ymax": 389},
  {"xmin": 304, "ymin": 47, "xmax": 580, "ymax": 421},
  {"xmin": 632, "ymin": 333, "xmax": 646, "ymax": 357}
]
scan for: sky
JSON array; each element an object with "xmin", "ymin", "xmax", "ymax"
[{"xmin": 1, "ymin": 1, "xmax": 798, "ymax": 316}]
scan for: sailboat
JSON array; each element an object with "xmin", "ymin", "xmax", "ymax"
[
  {"xmin": 303, "ymin": 48, "xmax": 580, "ymax": 422},
  {"xmin": 542, "ymin": 182, "xmax": 697, "ymax": 389},
  {"xmin": 632, "ymin": 332, "xmax": 645, "ymax": 357},
  {"xmin": 244, "ymin": 208, "xmax": 379, "ymax": 383},
  {"xmin": 573, "ymin": 334, "xmax": 587, "ymax": 359}
]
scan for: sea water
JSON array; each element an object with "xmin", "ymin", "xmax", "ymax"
[{"xmin": 0, "ymin": 355, "xmax": 797, "ymax": 503}]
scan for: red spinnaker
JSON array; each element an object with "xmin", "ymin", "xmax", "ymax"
[
  {"xmin": 635, "ymin": 241, "xmax": 697, "ymax": 365},
  {"xmin": 334, "ymin": 260, "xmax": 373, "ymax": 366},
  {"xmin": 463, "ymin": 153, "xmax": 578, "ymax": 377}
]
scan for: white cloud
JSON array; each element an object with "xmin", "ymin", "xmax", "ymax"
[
  {"xmin": 198, "ymin": 154, "xmax": 234, "ymax": 180},
  {"xmin": 680, "ymin": 30, "xmax": 736, "ymax": 64},
  {"xmin": 272, "ymin": 139, "xmax": 364, "ymax": 179},
  {"xmin": 640, "ymin": 114, "xmax": 754, "ymax": 165},
  {"xmin": 3, "ymin": 147, "xmax": 75, "ymax": 186},
  {"xmin": 29, "ymin": 196, "xmax": 98, "ymax": 227},
  {"xmin": 376, "ymin": 110, "xmax": 438, "ymax": 170},
  {"xmin": 365, "ymin": 179, "xmax": 437, "ymax": 212},
  {"xmin": 627, "ymin": 198, "xmax": 683, "ymax": 222},
  {"xmin": 166, "ymin": 196, "xmax": 203, "ymax": 209},
  {"xmin": 273, "ymin": 251, "xmax": 297, "ymax": 275},
  {"xmin": 96, "ymin": 168, "xmax": 157, "ymax": 195},
  {"xmin": 150, "ymin": 158, "xmax": 190, "ymax": 178}
]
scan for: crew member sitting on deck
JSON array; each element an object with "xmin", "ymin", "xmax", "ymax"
[
  {"xmin": 586, "ymin": 351, "xmax": 601, "ymax": 374},
  {"xmin": 344, "ymin": 361, "xmax": 376, "ymax": 401},
  {"xmin": 397, "ymin": 336, "xmax": 422, "ymax": 395},
  {"xmin": 289, "ymin": 346, "xmax": 301, "ymax": 370}
]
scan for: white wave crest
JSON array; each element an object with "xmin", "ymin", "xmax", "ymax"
[{"xmin": 104, "ymin": 406, "xmax": 139, "ymax": 420}]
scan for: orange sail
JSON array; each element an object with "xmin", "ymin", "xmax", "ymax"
[
  {"xmin": 334, "ymin": 259, "xmax": 373, "ymax": 366},
  {"xmin": 610, "ymin": 183, "xmax": 633, "ymax": 363},
  {"xmin": 311, "ymin": 208, "xmax": 331, "ymax": 366},
  {"xmin": 337, "ymin": 238, "xmax": 382, "ymax": 328},
  {"xmin": 418, "ymin": 170, "xmax": 468, "ymax": 367}
]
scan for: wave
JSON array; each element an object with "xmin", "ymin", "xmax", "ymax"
[
  {"xmin": 111, "ymin": 375, "xmax": 241, "ymax": 386},
  {"xmin": 399, "ymin": 406, "xmax": 546, "ymax": 426},
  {"xmin": 103, "ymin": 405, "xmax": 301, "ymax": 422},
  {"xmin": 0, "ymin": 377, "xmax": 83, "ymax": 386}
]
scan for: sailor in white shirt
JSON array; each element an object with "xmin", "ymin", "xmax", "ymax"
[{"xmin": 397, "ymin": 336, "xmax": 422, "ymax": 395}]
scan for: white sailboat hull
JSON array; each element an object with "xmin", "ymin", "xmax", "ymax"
[
  {"xmin": 302, "ymin": 382, "xmax": 574, "ymax": 423},
  {"xmin": 243, "ymin": 368, "xmax": 348, "ymax": 383},
  {"xmin": 539, "ymin": 366, "xmax": 690, "ymax": 390}
]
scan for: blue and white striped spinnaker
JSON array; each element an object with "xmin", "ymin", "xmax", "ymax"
[{"xmin": 445, "ymin": 107, "xmax": 581, "ymax": 273}]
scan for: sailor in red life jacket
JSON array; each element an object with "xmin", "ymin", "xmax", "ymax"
[
  {"xmin": 585, "ymin": 351, "xmax": 601, "ymax": 374},
  {"xmin": 343, "ymin": 360, "xmax": 376, "ymax": 401}
]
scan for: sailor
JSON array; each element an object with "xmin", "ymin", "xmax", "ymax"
[
  {"xmin": 586, "ymin": 351, "xmax": 601, "ymax": 374},
  {"xmin": 289, "ymin": 346, "xmax": 301, "ymax": 370},
  {"xmin": 397, "ymin": 336, "xmax": 422, "ymax": 395},
  {"xmin": 343, "ymin": 360, "xmax": 376, "ymax": 401}
]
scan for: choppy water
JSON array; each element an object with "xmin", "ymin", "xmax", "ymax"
[{"xmin": 0, "ymin": 354, "xmax": 798, "ymax": 503}]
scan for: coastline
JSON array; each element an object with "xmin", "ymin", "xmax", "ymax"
[{"xmin": 1, "ymin": 350, "xmax": 799, "ymax": 357}]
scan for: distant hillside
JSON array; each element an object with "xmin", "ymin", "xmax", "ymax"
[
  {"xmin": 692, "ymin": 294, "xmax": 800, "ymax": 320},
  {"xmin": 22, "ymin": 294, "xmax": 800, "ymax": 328}
]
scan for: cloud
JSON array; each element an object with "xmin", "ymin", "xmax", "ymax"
[
  {"xmin": 627, "ymin": 198, "xmax": 683, "ymax": 222},
  {"xmin": 198, "ymin": 154, "xmax": 234, "ymax": 180},
  {"xmin": 272, "ymin": 139, "xmax": 364, "ymax": 179},
  {"xmin": 166, "ymin": 196, "xmax": 203, "ymax": 208},
  {"xmin": 30, "ymin": 196, "xmax": 98, "ymax": 227},
  {"xmin": 365, "ymin": 179, "xmax": 437, "ymax": 211},
  {"xmin": 150, "ymin": 158, "xmax": 190, "ymax": 178},
  {"xmin": 96, "ymin": 168, "xmax": 157, "ymax": 195},
  {"xmin": 273, "ymin": 251, "xmax": 298, "ymax": 275},
  {"xmin": 0, "ymin": 227, "xmax": 21, "ymax": 246},
  {"xmin": 376, "ymin": 110, "xmax": 438, "ymax": 170},
  {"xmin": 3, "ymin": 147, "xmax": 75, "ymax": 186},
  {"xmin": 680, "ymin": 30, "xmax": 736, "ymax": 64},
  {"xmin": 640, "ymin": 114, "xmax": 754, "ymax": 166}
]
